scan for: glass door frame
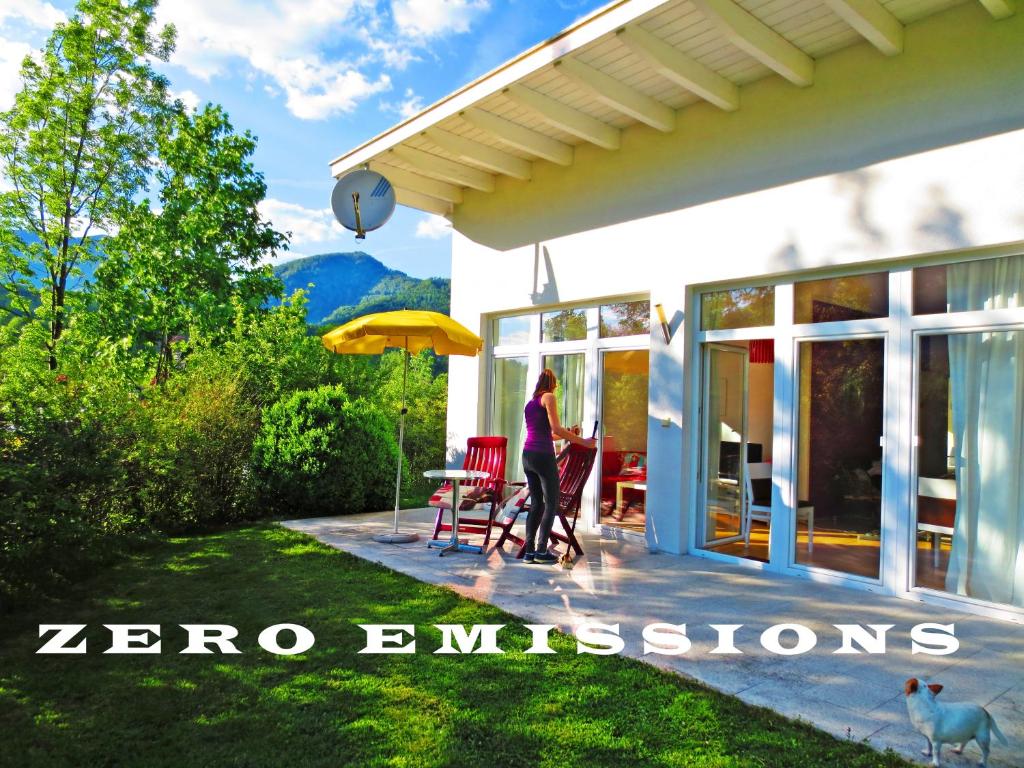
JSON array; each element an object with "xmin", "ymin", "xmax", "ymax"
[
  {"xmin": 594, "ymin": 339, "xmax": 652, "ymax": 538},
  {"xmin": 786, "ymin": 329, "xmax": 890, "ymax": 586},
  {"xmin": 691, "ymin": 244, "xmax": 1024, "ymax": 620},
  {"xmin": 697, "ymin": 342, "xmax": 750, "ymax": 550},
  {"xmin": 486, "ymin": 299, "xmax": 651, "ymax": 536},
  {"xmin": 907, "ymin": 318, "xmax": 1024, "ymax": 618},
  {"xmin": 691, "ymin": 274, "xmax": 902, "ymax": 591}
]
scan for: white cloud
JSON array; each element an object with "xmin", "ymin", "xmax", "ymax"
[
  {"xmin": 258, "ymin": 198, "xmax": 340, "ymax": 245},
  {"xmin": 0, "ymin": 0, "xmax": 64, "ymax": 30},
  {"xmin": 171, "ymin": 89, "xmax": 201, "ymax": 113},
  {"xmin": 157, "ymin": 0, "xmax": 392, "ymax": 120},
  {"xmin": 415, "ymin": 213, "xmax": 451, "ymax": 239},
  {"xmin": 0, "ymin": 35, "xmax": 31, "ymax": 111},
  {"xmin": 155, "ymin": 0, "xmax": 492, "ymax": 120},
  {"xmin": 360, "ymin": 33, "xmax": 418, "ymax": 70},
  {"xmin": 381, "ymin": 87, "xmax": 423, "ymax": 119},
  {"xmin": 391, "ymin": 0, "xmax": 490, "ymax": 38},
  {"xmin": 0, "ymin": 2, "xmax": 64, "ymax": 110}
]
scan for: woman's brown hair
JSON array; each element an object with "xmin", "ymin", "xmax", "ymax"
[{"xmin": 532, "ymin": 368, "xmax": 557, "ymax": 399}]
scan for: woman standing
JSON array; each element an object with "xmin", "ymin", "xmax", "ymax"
[{"xmin": 521, "ymin": 368, "xmax": 596, "ymax": 563}]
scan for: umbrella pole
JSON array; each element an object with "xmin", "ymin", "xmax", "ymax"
[{"xmin": 374, "ymin": 346, "xmax": 419, "ymax": 544}]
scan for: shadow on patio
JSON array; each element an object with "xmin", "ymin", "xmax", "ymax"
[{"xmin": 283, "ymin": 509, "xmax": 1024, "ymax": 768}]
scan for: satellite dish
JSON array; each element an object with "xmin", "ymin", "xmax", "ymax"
[{"xmin": 331, "ymin": 169, "xmax": 396, "ymax": 240}]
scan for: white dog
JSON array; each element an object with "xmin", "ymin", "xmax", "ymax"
[{"xmin": 904, "ymin": 678, "xmax": 1008, "ymax": 767}]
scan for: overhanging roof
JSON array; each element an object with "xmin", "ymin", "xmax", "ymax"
[{"xmin": 330, "ymin": 0, "xmax": 1016, "ymax": 217}]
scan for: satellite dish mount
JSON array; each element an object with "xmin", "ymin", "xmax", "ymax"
[{"xmin": 331, "ymin": 169, "xmax": 396, "ymax": 241}]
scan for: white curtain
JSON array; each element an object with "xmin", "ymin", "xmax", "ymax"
[{"xmin": 946, "ymin": 255, "xmax": 1024, "ymax": 606}]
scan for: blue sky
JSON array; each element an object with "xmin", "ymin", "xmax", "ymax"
[{"xmin": 0, "ymin": 0, "xmax": 609, "ymax": 278}]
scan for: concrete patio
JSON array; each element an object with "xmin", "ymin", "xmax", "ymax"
[{"xmin": 283, "ymin": 509, "xmax": 1024, "ymax": 767}]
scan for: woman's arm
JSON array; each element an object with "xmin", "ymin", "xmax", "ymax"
[{"xmin": 541, "ymin": 392, "xmax": 596, "ymax": 448}]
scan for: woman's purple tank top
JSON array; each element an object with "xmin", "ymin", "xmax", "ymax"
[{"xmin": 523, "ymin": 395, "xmax": 554, "ymax": 453}]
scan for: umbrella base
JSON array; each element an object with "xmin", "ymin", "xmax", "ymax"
[{"xmin": 373, "ymin": 531, "xmax": 420, "ymax": 544}]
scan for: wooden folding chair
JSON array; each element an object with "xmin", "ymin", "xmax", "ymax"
[
  {"xmin": 429, "ymin": 436, "xmax": 507, "ymax": 549},
  {"xmin": 492, "ymin": 443, "xmax": 597, "ymax": 559}
]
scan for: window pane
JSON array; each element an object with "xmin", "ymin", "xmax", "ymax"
[
  {"xmin": 796, "ymin": 338, "xmax": 884, "ymax": 579},
  {"xmin": 913, "ymin": 253, "xmax": 1024, "ymax": 315},
  {"xmin": 495, "ymin": 315, "xmax": 531, "ymax": 345},
  {"xmin": 793, "ymin": 272, "xmax": 888, "ymax": 323},
  {"xmin": 915, "ymin": 330, "xmax": 1024, "ymax": 609},
  {"xmin": 599, "ymin": 301, "xmax": 649, "ymax": 338},
  {"xmin": 542, "ymin": 308, "xmax": 587, "ymax": 342},
  {"xmin": 701, "ymin": 287, "xmax": 774, "ymax": 330},
  {"xmin": 542, "ymin": 353, "xmax": 585, "ymax": 436},
  {"xmin": 491, "ymin": 357, "xmax": 528, "ymax": 481},
  {"xmin": 600, "ymin": 350, "xmax": 649, "ymax": 532}
]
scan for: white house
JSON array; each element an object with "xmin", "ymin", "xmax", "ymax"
[{"xmin": 330, "ymin": 0, "xmax": 1024, "ymax": 622}]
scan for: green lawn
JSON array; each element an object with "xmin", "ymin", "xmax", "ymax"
[{"xmin": 0, "ymin": 526, "xmax": 911, "ymax": 768}]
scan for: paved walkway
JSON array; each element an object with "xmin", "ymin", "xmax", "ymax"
[{"xmin": 283, "ymin": 509, "xmax": 1024, "ymax": 767}]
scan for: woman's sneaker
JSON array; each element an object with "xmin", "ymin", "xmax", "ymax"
[
  {"xmin": 533, "ymin": 551, "xmax": 558, "ymax": 564},
  {"xmin": 522, "ymin": 551, "xmax": 536, "ymax": 563}
]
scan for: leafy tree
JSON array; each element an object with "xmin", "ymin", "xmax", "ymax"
[
  {"xmin": 93, "ymin": 105, "xmax": 287, "ymax": 379},
  {"xmin": 372, "ymin": 350, "xmax": 449, "ymax": 492},
  {"xmin": 0, "ymin": 0, "xmax": 174, "ymax": 368}
]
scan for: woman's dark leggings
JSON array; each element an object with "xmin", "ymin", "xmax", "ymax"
[{"xmin": 522, "ymin": 450, "xmax": 560, "ymax": 554}]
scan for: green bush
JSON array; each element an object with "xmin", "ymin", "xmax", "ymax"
[
  {"xmin": 136, "ymin": 371, "xmax": 261, "ymax": 532},
  {"xmin": 0, "ymin": 329, "xmax": 145, "ymax": 609},
  {"xmin": 252, "ymin": 385, "xmax": 399, "ymax": 516}
]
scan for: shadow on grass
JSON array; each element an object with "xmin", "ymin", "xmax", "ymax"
[{"xmin": 0, "ymin": 526, "xmax": 912, "ymax": 768}]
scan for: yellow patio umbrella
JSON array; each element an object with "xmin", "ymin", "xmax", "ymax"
[{"xmin": 322, "ymin": 310, "xmax": 483, "ymax": 544}]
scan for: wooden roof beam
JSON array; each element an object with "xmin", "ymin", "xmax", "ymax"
[
  {"xmin": 423, "ymin": 127, "xmax": 532, "ymax": 180},
  {"xmin": 393, "ymin": 187, "xmax": 452, "ymax": 217},
  {"xmin": 616, "ymin": 25, "xmax": 739, "ymax": 111},
  {"xmin": 367, "ymin": 162, "xmax": 463, "ymax": 204},
  {"xmin": 504, "ymin": 83, "xmax": 621, "ymax": 150},
  {"xmin": 691, "ymin": 0, "xmax": 814, "ymax": 87},
  {"xmin": 387, "ymin": 145, "xmax": 495, "ymax": 193},
  {"xmin": 978, "ymin": 0, "xmax": 1015, "ymax": 19},
  {"xmin": 459, "ymin": 107, "xmax": 574, "ymax": 166},
  {"xmin": 555, "ymin": 57, "xmax": 676, "ymax": 132},
  {"xmin": 823, "ymin": 0, "xmax": 904, "ymax": 55}
]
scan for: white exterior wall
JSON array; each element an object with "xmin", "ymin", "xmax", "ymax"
[{"xmin": 444, "ymin": 3, "xmax": 1024, "ymax": 557}]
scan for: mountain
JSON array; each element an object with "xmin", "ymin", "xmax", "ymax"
[
  {"xmin": 9, "ymin": 229, "xmax": 102, "ymax": 290},
  {"xmin": 1, "ymin": 230, "xmax": 103, "ymax": 324},
  {"xmin": 273, "ymin": 251, "xmax": 450, "ymax": 327}
]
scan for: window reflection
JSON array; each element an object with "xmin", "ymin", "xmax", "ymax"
[
  {"xmin": 795, "ymin": 338, "xmax": 884, "ymax": 578},
  {"xmin": 794, "ymin": 272, "xmax": 888, "ymax": 323},
  {"xmin": 491, "ymin": 357, "xmax": 528, "ymax": 480},
  {"xmin": 599, "ymin": 350, "xmax": 649, "ymax": 532},
  {"xmin": 542, "ymin": 309, "xmax": 587, "ymax": 342},
  {"xmin": 495, "ymin": 315, "xmax": 531, "ymax": 345},
  {"xmin": 600, "ymin": 301, "xmax": 649, "ymax": 338},
  {"xmin": 701, "ymin": 286, "xmax": 774, "ymax": 330},
  {"xmin": 542, "ymin": 353, "xmax": 585, "ymax": 436}
]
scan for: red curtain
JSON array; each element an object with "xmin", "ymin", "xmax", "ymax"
[{"xmin": 750, "ymin": 339, "xmax": 774, "ymax": 364}]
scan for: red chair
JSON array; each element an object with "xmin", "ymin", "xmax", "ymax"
[
  {"xmin": 429, "ymin": 436, "xmax": 507, "ymax": 549},
  {"xmin": 492, "ymin": 443, "xmax": 597, "ymax": 559}
]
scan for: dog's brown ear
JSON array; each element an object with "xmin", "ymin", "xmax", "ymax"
[
  {"xmin": 927, "ymin": 683, "xmax": 943, "ymax": 695},
  {"xmin": 904, "ymin": 678, "xmax": 919, "ymax": 695}
]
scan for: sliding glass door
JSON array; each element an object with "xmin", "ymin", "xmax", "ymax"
[
  {"xmin": 599, "ymin": 349, "xmax": 649, "ymax": 532},
  {"xmin": 915, "ymin": 329, "xmax": 1024, "ymax": 607},
  {"xmin": 491, "ymin": 356, "xmax": 529, "ymax": 482},
  {"xmin": 700, "ymin": 344, "xmax": 749, "ymax": 548},
  {"xmin": 795, "ymin": 337, "xmax": 884, "ymax": 579},
  {"xmin": 542, "ymin": 353, "xmax": 585, "ymax": 436}
]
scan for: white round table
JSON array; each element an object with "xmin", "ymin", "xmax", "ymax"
[{"xmin": 424, "ymin": 469, "xmax": 490, "ymax": 556}]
